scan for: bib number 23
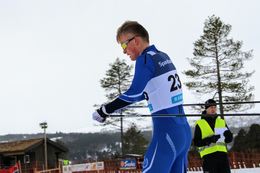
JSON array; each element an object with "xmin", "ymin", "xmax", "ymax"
[{"xmin": 168, "ymin": 74, "xmax": 182, "ymax": 92}]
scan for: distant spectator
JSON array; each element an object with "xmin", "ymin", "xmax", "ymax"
[{"xmin": 193, "ymin": 99, "xmax": 233, "ymax": 173}]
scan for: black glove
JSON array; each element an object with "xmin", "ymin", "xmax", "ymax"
[
  {"xmin": 203, "ymin": 134, "xmax": 221, "ymax": 146},
  {"xmin": 210, "ymin": 134, "xmax": 221, "ymax": 143},
  {"xmin": 224, "ymin": 130, "xmax": 233, "ymax": 143}
]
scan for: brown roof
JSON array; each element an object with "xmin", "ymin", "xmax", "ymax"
[{"xmin": 0, "ymin": 138, "xmax": 43, "ymax": 153}]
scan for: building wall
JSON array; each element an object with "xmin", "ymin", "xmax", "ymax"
[
  {"xmin": 32, "ymin": 141, "xmax": 66, "ymax": 169},
  {"xmin": 18, "ymin": 142, "xmax": 67, "ymax": 172}
]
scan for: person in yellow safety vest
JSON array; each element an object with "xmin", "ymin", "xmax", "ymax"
[
  {"xmin": 63, "ymin": 160, "xmax": 69, "ymax": 166},
  {"xmin": 193, "ymin": 99, "xmax": 233, "ymax": 173}
]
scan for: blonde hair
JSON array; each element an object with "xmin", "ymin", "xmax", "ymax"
[{"xmin": 116, "ymin": 21, "xmax": 149, "ymax": 43}]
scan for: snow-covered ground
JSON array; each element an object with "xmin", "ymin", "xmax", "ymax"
[{"xmin": 188, "ymin": 167, "xmax": 260, "ymax": 173}]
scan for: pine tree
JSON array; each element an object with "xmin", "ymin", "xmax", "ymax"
[
  {"xmin": 100, "ymin": 57, "xmax": 132, "ymax": 101},
  {"xmin": 184, "ymin": 15, "xmax": 254, "ymax": 113},
  {"xmin": 231, "ymin": 124, "xmax": 260, "ymax": 152},
  {"xmin": 245, "ymin": 124, "xmax": 260, "ymax": 152},
  {"xmin": 97, "ymin": 57, "xmax": 143, "ymax": 156},
  {"xmin": 122, "ymin": 123, "xmax": 148, "ymax": 155},
  {"xmin": 231, "ymin": 128, "xmax": 247, "ymax": 152}
]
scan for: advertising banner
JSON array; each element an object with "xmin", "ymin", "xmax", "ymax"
[
  {"xmin": 120, "ymin": 159, "xmax": 137, "ymax": 170},
  {"xmin": 63, "ymin": 162, "xmax": 104, "ymax": 173}
]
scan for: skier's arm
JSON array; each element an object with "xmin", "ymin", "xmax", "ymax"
[{"xmin": 94, "ymin": 55, "xmax": 154, "ymax": 120}]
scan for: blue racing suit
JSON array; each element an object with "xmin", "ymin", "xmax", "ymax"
[{"xmin": 105, "ymin": 45, "xmax": 192, "ymax": 173}]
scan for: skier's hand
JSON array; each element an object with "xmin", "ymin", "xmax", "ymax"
[{"xmin": 92, "ymin": 106, "xmax": 109, "ymax": 123}]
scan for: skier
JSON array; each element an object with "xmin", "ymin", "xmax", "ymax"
[{"xmin": 93, "ymin": 21, "xmax": 192, "ymax": 173}]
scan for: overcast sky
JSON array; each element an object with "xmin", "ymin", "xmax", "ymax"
[{"xmin": 0, "ymin": 0, "xmax": 259, "ymax": 135}]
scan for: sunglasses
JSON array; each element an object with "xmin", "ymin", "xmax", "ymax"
[{"xmin": 121, "ymin": 36, "xmax": 136, "ymax": 50}]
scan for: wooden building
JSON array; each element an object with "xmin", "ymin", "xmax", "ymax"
[{"xmin": 0, "ymin": 138, "xmax": 68, "ymax": 172}]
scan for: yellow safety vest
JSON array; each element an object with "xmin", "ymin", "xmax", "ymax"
[{"xmin": 196, "ymin": 117, "xmax": 228, "ymax": 158}]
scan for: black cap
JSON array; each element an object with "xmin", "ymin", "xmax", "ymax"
[{"xmin": 205, "ymin": 99, "xmax": 216, "ymax": 110}]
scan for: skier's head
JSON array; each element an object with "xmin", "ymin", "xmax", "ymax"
[
  {"xmin": 116, "ymin": 21, "xmax": 150, "ymax": 61},
  {"xmin": 204, "ymin": 99, "xmax": 217, "ymax": 115}
]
